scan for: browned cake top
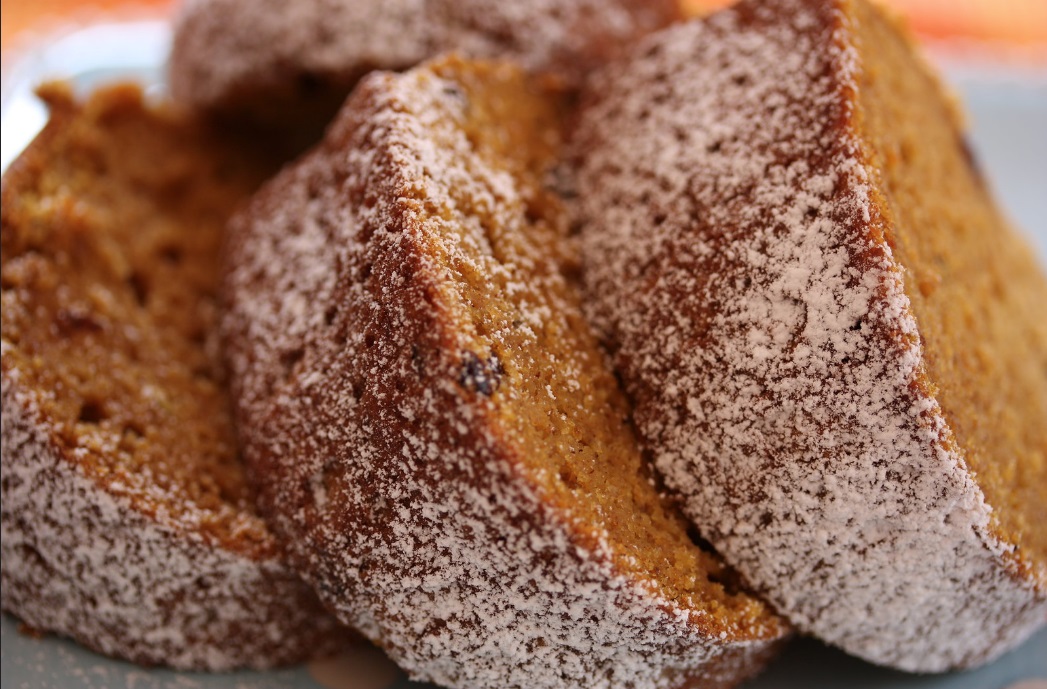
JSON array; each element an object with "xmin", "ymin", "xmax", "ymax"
[
  {"xmin": 570, "ymin": 0, "xmax": 1046, "ymax": 672},
  {"xmin": 223, "ymin": 56, "xmax": 786, "ymax": 689},
  {"xmin": 1, "ymin": 84, "xmax": 276, "ymax": 557}
]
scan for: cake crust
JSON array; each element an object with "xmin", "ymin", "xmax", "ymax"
[{"xmin": 569, "ymin": 0, "xmax": 1047, "ymax": 671}]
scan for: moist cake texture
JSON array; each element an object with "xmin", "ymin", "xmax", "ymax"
[
  {"xmin": 222, "ymin": 56, "xmax": 788, "ymax": 689},
  {"xmin": 0, "ymin": 83, "xmax": 345, "ymax": 669},
  {"xmin": 569, "ymin": 0, "xmax": 1047, "ymax": 671}
]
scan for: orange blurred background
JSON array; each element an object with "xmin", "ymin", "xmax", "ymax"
[{"xmin": 2, "ymin": 0, "xmax": 1047, "ymax": 57}]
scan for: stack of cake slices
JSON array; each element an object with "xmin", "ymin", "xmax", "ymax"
[{"xmin": 2, "ymin": 0, "xmax": 1043, "ymax": 687}]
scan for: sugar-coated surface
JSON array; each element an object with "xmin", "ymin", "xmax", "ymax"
[
  {"xmin": 0, "ymin": 367, "xmax": 344, "ymax": 670},
  {"xmin": 569, "ymin": 0, "xmax": 1046, "ymax": 672},
  {"xmin": 222, "ymin": 58, "xmax": 784, "ymax": 689},
  {"xmin": 169, "ymin": 0, "xmax": 679, "ymax": 110}
]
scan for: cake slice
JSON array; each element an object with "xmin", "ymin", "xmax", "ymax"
[
  {"xmin": 569, "ymin": 0, "xmax": 1047, "ymax": 671},
  {"xmin": 0, "ymin": 83, "xmax": 345, "ymax": 670},
  {"xmin": 168, "ymin": 0, "xmax": 680, "ymax": 141},
  {"xmin": 222, "ymin": 55, "xmax": 789, "ymax": 689}
]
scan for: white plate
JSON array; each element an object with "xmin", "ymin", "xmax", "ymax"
[{"xmin": 1, "ymin": 20, "xmax": 1045, "ymax": 689}]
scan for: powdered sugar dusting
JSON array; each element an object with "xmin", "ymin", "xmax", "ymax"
[
  {"xmin": 169, "ymin": 0, "xmax": 678, "ymax": 111},
  {"xmin": 223, "ymin": 59, "xmax": 783, "ymax": 689},
  {"xmin": 0, "ymin": 371, "xmax": 343, "ymax": 670},
  {"xmin": 570, "ymin": 0, "xmax": 1045, "ymax": 672}
]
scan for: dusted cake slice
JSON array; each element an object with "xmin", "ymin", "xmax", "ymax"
[
  {"xmin": 222, "ymin": 56, "xmax": 789, "ymax": 689},
  {"xmin": 1, "ymin": 84, "xmax": 345, "ymax": 669},
  {"xmin": 169, "ymin": 0, "xmax": 681, "ymax": 140},
  {"xmin": 569, "ymin": 0, "xmax": 1047, "ymax": 671}
]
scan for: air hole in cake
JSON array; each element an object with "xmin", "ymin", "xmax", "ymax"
[
  {"xmin": 458, "ymin": 351, "xmax": 503, "ymax": 396},
  {"xmin": 323, "ymin": 305, "xmax": 338, "ymax": 327},
  {"xmin": 558, "ymin": 466, "xmax": 580, "ymax": 490},
  {"xmin": 16, "ymin": 544, "xmax": 51, "ymax": 575},
  {"xmin": 280, "ymin": 347, "xmax": 304, "ymax": 379},
  {"xmin": 124, "ymin": 421, "xmax": 145, "ymax": 440},
  {"xmin": 296, "ymin": 72, "xmax": 323, "ymax": 96},
  {"xmin": 192, "ymin": 364, "xmax": 215, "ymax": 383},
  {"xmin": 706, "ymin": 571, "xmax": 743, "ymax": 597},
  {"xmin": 524, "ymin": 197, "xmax": 546, "ymax": 227},
  {"xmin": 54, "ymin": 308, "xmax": 103, "ymax": 336},
  {"xmin": 409, "ymin": 345, "xmax": 426, "ymax": 376},
  {"xmin": 441, "ymin": 84, "xmax": 465, "ymax": 103},
  {"xmin": 159, "ymin": 246, "xmax": 184, "ymax": 264},
  {"xmin": 128, "ymin": 272, "xmax": 149, "ymax": 307},
  {"xmin": 642, "ymin": 43, "xmax": 663, "ymax": 60},
  {"xmin": 686, "ymin": 525, "xmax": 718, "ymax": 555}
]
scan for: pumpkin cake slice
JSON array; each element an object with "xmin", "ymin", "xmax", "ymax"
[
  {"xmin": 569, "ymin": 0, "xmax": 1047, "ymax": 672},
  {"xmin": 222, "ymin": 55, "xmax": 789, "ymax": 689},
  {"xmin": 0, "ymin": 83, "xmax": 345, "ymax": 670}
]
